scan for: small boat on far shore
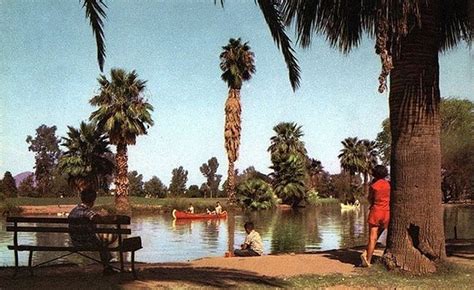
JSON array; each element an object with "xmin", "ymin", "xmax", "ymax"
[
  {"xmin": 340, "ymin": 203, "xmax": 360, "ymax": 211},
  {"xmin": 172, "ymin": 209, "xmax": 227, "ymax": 219}
]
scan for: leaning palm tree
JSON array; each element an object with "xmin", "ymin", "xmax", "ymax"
[
  {"xmin": 220, "ymin": 38, "xmax": 256, "ymax": 203},
  {"xmin": 258, "ymin": 0, "xmax": 472, "ymax": 274},
  {"xmin": 59, "ymin": 122, "xmax": 115, "ymax": 193},
  {"xmin": 89, "ymin": 68, "xmax": 154, "ymax": 212},
  {"xmin": 338, "ymin": 137, "xmax": 365, "ymax": 200}
]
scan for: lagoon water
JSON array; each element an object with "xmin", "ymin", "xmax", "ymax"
[{"xmin": 1, "ymin": 204, "xmax": 472, "ymax": 267}]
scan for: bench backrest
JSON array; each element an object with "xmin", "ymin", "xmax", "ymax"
[{"xmin": 6, "ymin": 216, "xmax": 132, "ymax": 235}]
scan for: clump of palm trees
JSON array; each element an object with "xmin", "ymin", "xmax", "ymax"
[
  {"xmin": 338, "ymin": 137, "xmax": 379, "ymax": 201},
  {"xmin": 220, "ymin": 38, "xmax": 255, "ymax": 203},
  {"xmin": 268, "ymin": 122, "xmax": 308, "ymax": 208},
  {"xmin": 59, "ymin": 122, "xmax": 114, "ymax": 194}
]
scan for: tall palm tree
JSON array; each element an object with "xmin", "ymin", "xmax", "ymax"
[
  {"xmin": 359, "ymin": 139, "xmax": 379, "ymax": 196},
  {"xmin": 59, "ymin": 122, "xmax": 115, "ymax": 193},
  {"xmin": 260, "ymin": 0, "xmax": 472, "ymax": 273},
  {"xmin": 220, "ymin": 38, "xmax": 256, "ymax": 203},
  {"xmin": 338, "ymin": 137, "xmax": 364, "ymax": 200},
  {"xmin": 89, "ymin": 68, "xmax": 154, "ymax": 212}
]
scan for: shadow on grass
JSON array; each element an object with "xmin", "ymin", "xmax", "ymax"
[
  {"xmin": 0, "ymin": 262, "xmax": 289, "ymax": 289},
  {"xmin": 317, "ymin": 245, "xmax": 367, "ymax": 267}
]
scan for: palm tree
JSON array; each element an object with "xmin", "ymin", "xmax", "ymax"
[
  {"xmin": 89, "ymin": 68, "xmax": 154, "ymax": 212},
  {"xmin": 359, "ymin": 139, "xmax": 379, "ymax": 196},
  {"xmin": 269, "ymin": 123, "xmax": 308, "ymax": 207},
  {"xmin": 268, "ymin": 122, "xmax": 307, "ymax": 161},
  {"xmin": 59, "ymin": 122, "xmax": 114, "ymax": 193},
  {"xmin": 270, "ymin": 154, "xmax": 306, "ymax": 208},
  {"xmin": 258, "ymin": 0, "xmax": 472, "ymax": 274},
  {"xmin": 338, "ymin": 137, "xmax": 364, "ymax": 201},
  {"xmin": 220, "ymin": 38, "xmax": 256, "ymax": 203}
]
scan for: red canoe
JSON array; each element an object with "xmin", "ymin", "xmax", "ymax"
[{"xmin": 172, "ymin": 209, "xmax": 227, "ymax": 219}]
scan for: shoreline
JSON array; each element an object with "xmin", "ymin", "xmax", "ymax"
[{"xmin": 11, "ymin": 201, "xmax": 473, "ymax": 216}]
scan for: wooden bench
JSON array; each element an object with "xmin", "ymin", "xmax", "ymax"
[{"xmin": 6, "ymin": 215, "xmax": 142, "ymax": 277}]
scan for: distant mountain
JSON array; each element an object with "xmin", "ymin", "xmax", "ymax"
[{"xmin": 14, "ymin": 171, "xmax": 34, "ymax": 187}]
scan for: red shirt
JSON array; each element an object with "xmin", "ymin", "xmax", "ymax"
[{"xmin": 369, "ymin": 179, "xmax": 390, "ymax": 211}]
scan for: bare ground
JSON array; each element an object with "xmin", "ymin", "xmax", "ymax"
[{"xmin": 1, "ymin": 247, "xmax": 472, "ymax": 289}]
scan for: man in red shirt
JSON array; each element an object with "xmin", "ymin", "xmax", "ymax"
[{"xmin": 361, "ymin": 165, "xmax": 390, "ymax": 267}]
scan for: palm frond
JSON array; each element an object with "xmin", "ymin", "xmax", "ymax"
[
  {"xmin": 439, "ymin": 0, "xmax": 472, "ymax": 51},
  {"xmin": 257, "ymin": 0, "xmax": 301, "ymax": 90},
  {"xmin": 83, "ymin": 0, "xmax": 107, "ymax": 71}
]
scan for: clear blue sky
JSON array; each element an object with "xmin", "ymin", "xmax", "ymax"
[{"xmin": 1, "ymin": 1, "xmax": 473, "ymax": 187}]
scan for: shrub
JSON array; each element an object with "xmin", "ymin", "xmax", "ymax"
[
  {"xmin": 1, "ymin": 202, "xmax": 23, "ymax": 216},
  {"xmin": 237, "ymin": 178, "xmax": 276, "ymax": 210}
]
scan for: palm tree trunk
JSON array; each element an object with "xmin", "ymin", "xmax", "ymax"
[
  {"xmin": 224, "ymin": 88, "xmax": 241, "ymax": 203},
  {"xmin": 227, "ymin": 209, "xmax": 235, "ymax": 254},
  {"xmin": 115, "ymin": 143, "xmax": 130, "ymax": 213},
  {"xmin": 383, "ymin": 1, "xmax": 445, "ymax": 274},
  {"xmin": 227, "ymin": 162, "xmax": 236, "ymax": 202}
]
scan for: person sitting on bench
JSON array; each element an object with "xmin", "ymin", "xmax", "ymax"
[{"xmin": 69, "ymin": 189, "xmax": 117, "ymax": 275}]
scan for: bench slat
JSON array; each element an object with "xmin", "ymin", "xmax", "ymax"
[
  {"xmin": 7, "ymin": 215, "xmax": 131, "ymax": 225},
  {"xmin": 6, "ymin": 226, "xmax": 131, "ymax": 235},
  {"xmin": 7, "ymin": 244, "xmax": 141, "ymax": 252}
]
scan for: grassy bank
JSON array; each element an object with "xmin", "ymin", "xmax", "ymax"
[
  {"xmin": 0, "ymin": 197, "xmax": 229, "ymax": 215},
  {"xmin": 289, "ymin": 263, "xmax": 474, "ymax": 289}
]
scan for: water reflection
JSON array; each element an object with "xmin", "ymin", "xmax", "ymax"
[{"xmin": 0, "ymin": 204, "xmax": 472, "ymax": 266}]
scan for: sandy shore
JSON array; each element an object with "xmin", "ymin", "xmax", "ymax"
[{"xmin": 1, "ymin": 247, "xmax": 472, "ymax": 289}]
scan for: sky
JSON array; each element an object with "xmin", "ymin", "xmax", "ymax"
[{"xmin": 1, "ymin": 1, "xmax": 473, "ymax": 187}]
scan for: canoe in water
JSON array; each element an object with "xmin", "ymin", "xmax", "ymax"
[{"xmin": 172, "ymin": 209, "xmax": 227, "ymax": 219}]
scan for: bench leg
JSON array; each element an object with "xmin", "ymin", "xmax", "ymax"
[
  {"xmin": 131, "ymin": 251, "xmax": 137, "ymax": 279},
  {"xmin": 28, "ymin": 251, "xmax": 34, "ymax": 276},
  {"xmin": 119, "ymin": 250, "xmax": 124, "ymax": 272},
  {"xmin": 13, "ymin": 249, "xmax": 19, "ymax": 278}
]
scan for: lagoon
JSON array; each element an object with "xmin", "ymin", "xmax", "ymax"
[{"xmin": 1, "ymin": 204, "xmax": 472, "ymax": 267}]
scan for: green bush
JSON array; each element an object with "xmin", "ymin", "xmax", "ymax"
[
  {"xmin": 0, "ymin": 192, "xmax": 6, "ymax": 202},
  {"xmin": 237, "ymin": 178, "xmax": 276, "ymax": 210},
  {"xmin": 306, "ymin": 189, "xmax": 320, "ymax": 205},
  {"xmin": 1, "ymin": 202, "xmax": 23, "ymax": 216}
]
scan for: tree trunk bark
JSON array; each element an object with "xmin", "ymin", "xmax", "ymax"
[
  {"xmin": 227, "ymin": 162, "xmax": 236, "ymax": 203},
  {"xmin": 384, "ymin": 1, "xmax": 446, "ymax": 274},
  {"xmin": 115, "ymin": 143, "xmax": 130, "ymax": 213},
  {"xmin": 227, "ymin": 209, "xmax": 235, "ymax": 254},
  {"xmin": 224, "ymin": 88, "xmax": 241, "ymax": 203}
]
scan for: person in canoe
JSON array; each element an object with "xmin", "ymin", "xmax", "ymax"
[
  {"xmin": 206, "ymin": 201, "xmax": 223, "ymax": 215},
  {"xmin": 187, "ymin": 203, "xmax": 194, "ymax": 214},
  {"xmin": 233, "ymin": 221, "xmax": 263, "ymax": 257}
]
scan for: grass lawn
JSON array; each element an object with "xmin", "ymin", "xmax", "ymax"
[
  {"xmin": 288, "ymin": 263, "xmax": 474, "ymax": 289},
  {"xmin": 2, "ymin": 196, "xmax": 227, "ymax": 206}
]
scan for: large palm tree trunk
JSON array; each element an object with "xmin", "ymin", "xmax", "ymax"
[
  {"xmin": 115, "ymin": 143, "xmax": 130, "ymax": 213},
  {"xmin": 384, "ymin": 1, "xmax": 445, "ymax": 274},
  {"xmin": 224, "ymin": 89, "xmax": 241, "ymax": 203}
]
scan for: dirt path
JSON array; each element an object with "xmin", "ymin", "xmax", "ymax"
[
  {"xmin": 1, "ymin": 247, "xmax": 472, "ymax": 289},
  {"xmin": 0, "ymin": 249, "xmax": 373, "ymax": 289}
]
